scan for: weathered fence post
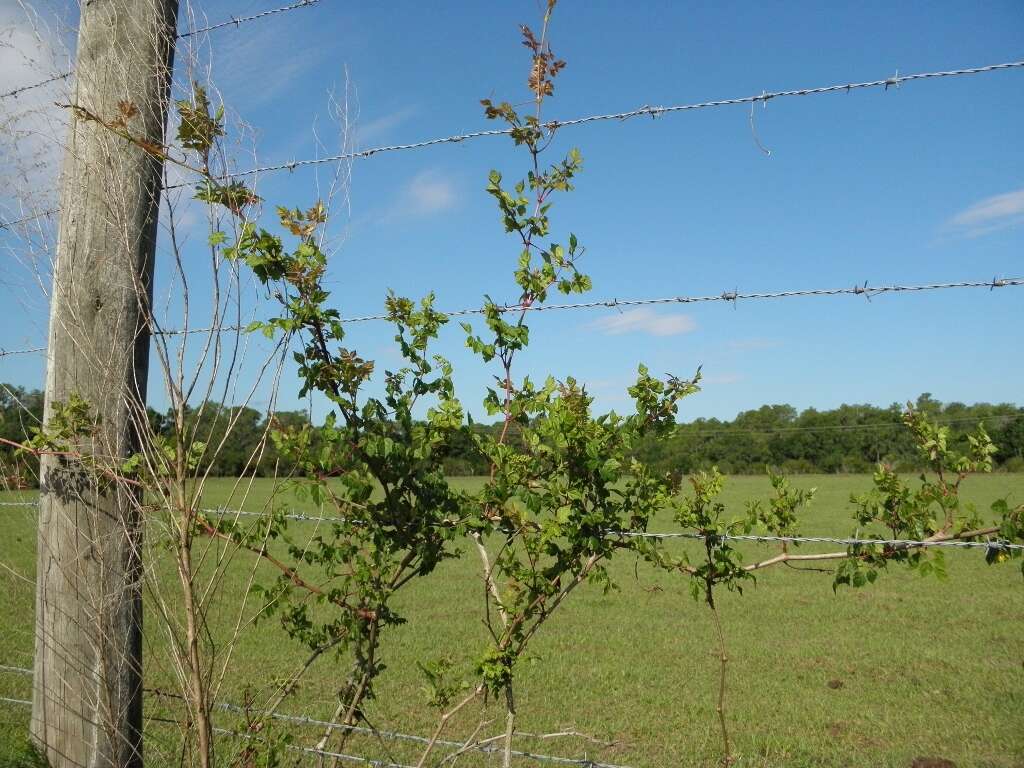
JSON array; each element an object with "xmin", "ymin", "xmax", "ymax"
[{"xmin": 32, "ymin": 1, "xmax": 178, "ymax": 766}]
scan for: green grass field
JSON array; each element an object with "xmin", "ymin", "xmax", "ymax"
[{"xmin": 1, "ymin": 474, "xmax": 1022, "ymax": 768}]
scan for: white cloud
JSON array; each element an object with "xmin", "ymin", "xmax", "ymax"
[
  {"xmin": 945, "ymin": 188, "xmax": 1024, "ymax": 237},
  {"xmin": 588, "ymin": 308, "xmax": 696, "ymax": 337},
  {"xmin": 394, "ymin": 169, "xmax": 456, "ymax": 217}
]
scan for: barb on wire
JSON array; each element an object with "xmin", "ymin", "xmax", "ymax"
[
  {"xmin": 749, "ymin": 93, "xmax": 772, "ymax": 156},
  {"xmin": 179, "ymin": 0, "xmax": 321, "ymax": 38},
  {"xmin": 164, "ymin": 59, "xmax": 1024, "ymax": 187},
  {"xmin": 0, "ymin": 346, "xmax": 46, "ymax": 358},
  {"xmin": 157, "ymin": 325, "xmax": 243, "ymax": 337},
  {"xmin": 0, "ymin": 1, "xmax": 322, "ymax": 103},
  {"xmin": 0, "ymin": 210, "xmax": 58, "ymax": 230},
  {"xmin": 0, "ymin": 71, "xmax": 72, "ymax": 101}
]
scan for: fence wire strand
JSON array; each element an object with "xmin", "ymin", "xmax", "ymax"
[
  {"xmin": 329, "ymin": 277, "xmax": 1024, "ymax": 325},
  {"xmin": 0, "ymin": 0, "xmax": 321, "ymax": 101},
  {"xmin": 5, "ymin": 500, "xmax": 1018, "ymax": 552},
  {"xmin": 2, "ymin": 274, "xmax": 1016, "ymax": 354},
  {"xmin": 213, "ymin": 700, "xmax": 627, "ymax": 768},
  {"xmin": 0, "ymin": 347, "xmax": 47, "ymax": 358},
  {"xmin": 171, "ymin": 59, "xmax": 1024, "ymax": 186},
  {"xmin": 0, "ymin": 210, "xmax": 58, "ymax": 230},
  {"xmin": 6, "ymin": 59, "xmax": 1022, "ymax": 220},
  {"xmin": 179, "ymin": 0, "xmax": 320, "ymax": 38},
  {"xmin": 0, "ymin": 677, "xmax": 626, "ymax": 768},
  {"xmin": 0, "ymin": 71, "xmax": 73, "ymax": 100},
  {"xmin": 613, "ymin": 532, "xmax": 1023, "ymax": 550},
  {"xmin": 145, "ymin": 276, "xmax": 1022, "ymax": 335}
]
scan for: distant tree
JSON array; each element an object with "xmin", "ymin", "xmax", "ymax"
[{"xmin": 0, "ymin": 384, "xmax": 45, "ymax": 487}]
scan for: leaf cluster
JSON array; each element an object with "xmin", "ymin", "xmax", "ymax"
[
  {"xmin": 190, "ymin": 171, "xmax": 472, "ymax": 714},
  {"xmin": 834, "ymin": 407, "xmax": 1002, "ymax": 588}
]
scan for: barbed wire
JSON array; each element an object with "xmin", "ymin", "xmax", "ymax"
[
  {"xmin": 0, "ymin": 675, "xmax": 628, "ymax": 768},
  {"xmin": 4, "ymin": 498, "xmax": 1018, "ymax": 551},
  {"xmin": 211, "ymin": 700, "xmax": 627, "ymax": 768},
  {"xmin": 0, "ymin": 695, "xmax": 417, "ymax": 768},
  {"xmin": 0, "ymin": 0, "xmax": 322, "ymax": 102},
  {"xmin": 79, "ymin": 504, "xmax": 1024, "ymax": 551},
  {"xmin": 328, "ymin": 277, "xmax": 1024, "ymax": 324},
  {"xmin": 613, "ymin": 532, "xmax": 1024, "ymax": 551},
  {"xmin": 0, "ymin": 210, "xmax": 58, "ymax": 230},
  {"xmin": 150, "ymin": 277, "xmax": 1023, "ymax": 335},
  {"xmin": 0, "ymin": 71, "xmax": 73, "ymax": 101},
  {"xmin": 231, "ymin": 733, "xmax": 415, "ymax": 768},
  {"xmin": 212, "ymin": 510, "xmax": 1024, "ymax": 552},
  {"xmin": 7, "ymin": 59, "xmax": 1022, "ymax": 223},
  {"xmin": 202, "ymin": 507, "xmax": 343, "ymax": 524},
  {"xmin": 166, "ymin": 59, "xmax": 1024, "ymax": 186},
  {"xmin": 0, "ymin": 346, "xmax": 46, "ymax": 358},
  {"xmin": 213, "ymin": 504, "xmax": 1024, "ymax": 552},
  {"xmin": 179, "ymin": 0, "xmax": 320, "ymax": 38}
]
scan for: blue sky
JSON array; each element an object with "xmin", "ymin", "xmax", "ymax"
[{"xmin": 1, "ymin": 0, "xmax": 1022, "ymax": 422}]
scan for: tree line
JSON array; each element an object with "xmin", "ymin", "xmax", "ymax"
[
  {"xmin": 633, "ymin": 394, "xmax": 1024, "ymax": 475},
  {"xmin": 2, "ymin": 385, "xmax": 1022, "ymax": 487}
]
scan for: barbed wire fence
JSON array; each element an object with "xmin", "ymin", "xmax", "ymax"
[
  {"xmin": 0, "ymin": 346, "xmax": 46, "ymax": 359},
  {"xmin": 2, "ymin": 275, "xmax": 1021, "ymax": 353},
  {"xmin": 0, "ymin": 0, "xmax": 322, "ymax": 102},
  {"xmin": 0, "ymin": 663, "xmax": 629, "ymax": 768},
  {"xmin": 254, "ymin": 277, "xmax": 1024, "ymax": 326},
  {"xmin": 1, "ymin": 8, "xmax": 1023, "ymax": 767},
  {"xmin": 3, "ymin": 58, "xmax": 1023, "ymax": 228},
  {"xmin": 1, "ymin": 499, "xmax": 1021, "ymax": 553},
  {"xmin": 172, "ymin": 59, "xmax": 1024, "ymax": 186}
]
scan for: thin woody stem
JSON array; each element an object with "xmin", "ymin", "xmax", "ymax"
[
  {"xmin": 414, "ymin": 685, "xmax": 485, "ymax": 768},
  {"xmin": 742, "ymin": 524, "xmax": 1002, "ymax": 572},
  {"xmin": 707, "ymin": 596, "xmax": 733, "ymax": 767},
  {"xmin": 703, "ymin": 539, "xmax": 733, "ymax": 767}
]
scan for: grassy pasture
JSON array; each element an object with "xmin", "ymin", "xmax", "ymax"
[{"xmin": 1, "ymin": 474, "xmax": 1022, "ymax": 767}]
